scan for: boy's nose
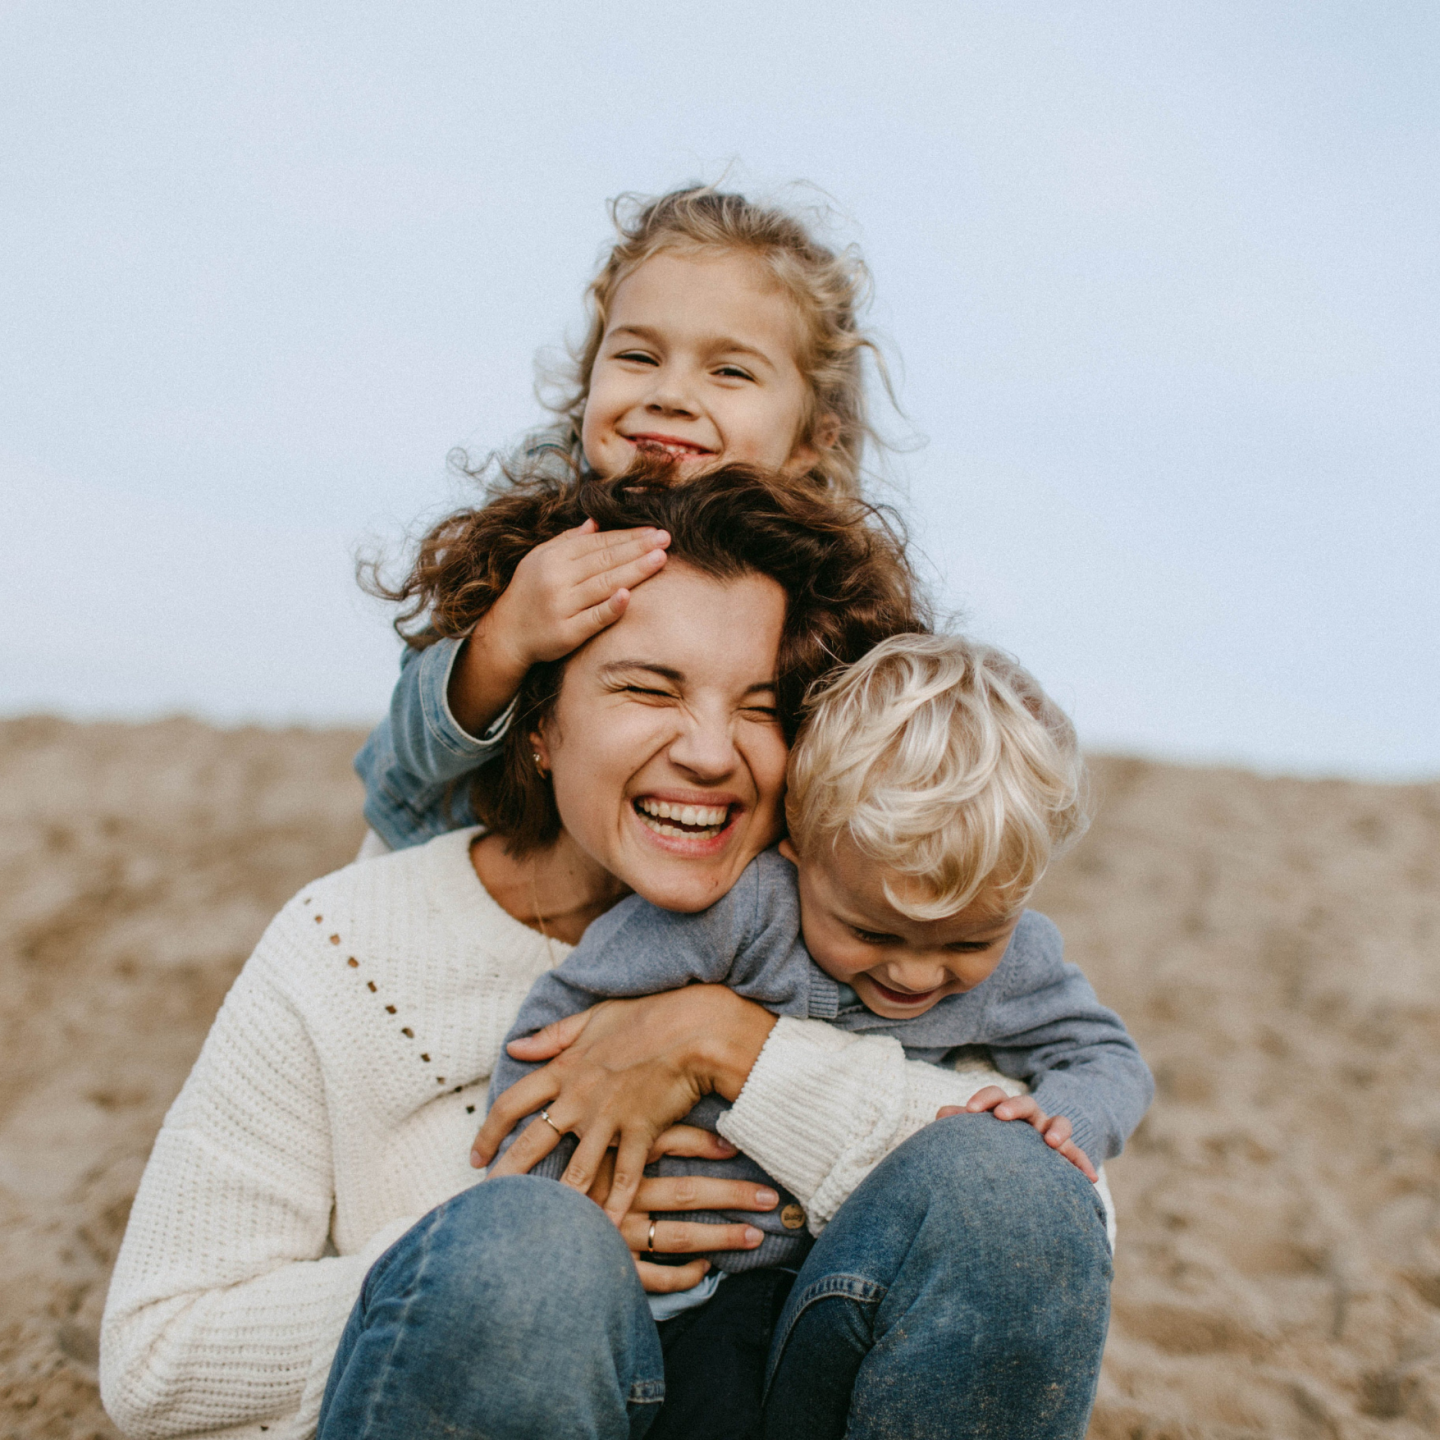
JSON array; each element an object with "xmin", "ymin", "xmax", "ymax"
[{"xmin": 881, "ymin": 961, "xmax": 947, "ymax": 994}]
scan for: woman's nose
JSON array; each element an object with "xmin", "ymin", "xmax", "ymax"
[{"xmin": 667, "ymin": 712, "xmax": 739, "ymax": 781}]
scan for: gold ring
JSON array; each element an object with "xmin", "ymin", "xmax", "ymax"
[
  {"xmin": 538, "ymin": 1109, "xmax": 564, "ymax": 1138},
  {"xmin": 647, "ymin": 1217, "xmax": 658, "ymax": 1255}
]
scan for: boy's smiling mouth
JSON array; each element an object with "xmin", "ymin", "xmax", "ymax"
[{"xmin": 866, "ymin": 978, "xmax": 944, "ymax": 1007}]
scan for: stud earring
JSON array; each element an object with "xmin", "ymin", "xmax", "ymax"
[{"xmin": 532, "ymin": 751, "xmax": 546, "ymax": 773}]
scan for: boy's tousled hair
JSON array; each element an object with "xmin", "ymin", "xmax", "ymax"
[
  {"xmin": 546, "ymin": 184, "xmax": 886, "ymax": 498},
  {"xmin": 786, "ymin": 634, "xmax": 1090, "ymax": 919},
  {"xmin": 370, "ymin": 457, "xmax": 924, "ymax": 854}
]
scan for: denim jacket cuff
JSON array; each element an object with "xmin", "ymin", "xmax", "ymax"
[{"xmin": 420, "ymin": 639, "xmax": 518, "ymax": 757}]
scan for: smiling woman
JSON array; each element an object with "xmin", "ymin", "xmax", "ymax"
[{"xmin": 98, "ymin": 465, "xmax": 929, "ymax": 1440}]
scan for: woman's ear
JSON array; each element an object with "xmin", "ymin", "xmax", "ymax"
[{"xmin": 529, "ymin": 729, "xmax": 553, "ymax": 777}]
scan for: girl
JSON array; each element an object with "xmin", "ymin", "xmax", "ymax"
[{"xmin": 356, "ymin": 184, "xmax": 889, "ymax": 854}]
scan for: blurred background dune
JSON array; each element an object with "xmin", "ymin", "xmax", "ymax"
[{"xmin": 1, "ymin": 718, "xmax": 1436, "ymax": 1439}]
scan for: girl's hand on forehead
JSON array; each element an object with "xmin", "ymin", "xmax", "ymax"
[
  {"xmin": 449, "ymin": 519, "xmax": 671, "ymax": 736},
  {"xmin": 486, "ymin": 518, "xmax": 671, "ymax": 668}
]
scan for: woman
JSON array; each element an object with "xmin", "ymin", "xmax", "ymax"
[{"xmin": 101, "ymin": 470, "xmax": 1111, "ymax": 1440}]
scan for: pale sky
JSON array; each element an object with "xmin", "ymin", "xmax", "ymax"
[{"xmin": 2, "ymin": 2, "xmax": 1436, "ymax": 778}]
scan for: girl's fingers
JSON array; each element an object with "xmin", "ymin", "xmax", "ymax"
[
  {"xmin": 572, "ymin": 549, "xmax": 668, "ymax": 612},
  {"xmin": 632, "ymin": 1175, "xmax": 779, "ymax": 1215},
  {"xmin": 471, "ymin": 1070, "xmax": 561, "ymax": 1165},
  {"xmin": 621, "ymin": 1214, "xmax": 764, "ymax": 1255},
  {"xmin": 570, "ymin": 526, "xmax": 670, "ymax": 572},
  {"xmin": 647, "ymin": 1125, "xmax": 738, "ymax": 1162},
  {"xmin": 935, "ymin": 1105, "xmax": 965, "ymax": 1120},
  {"xmin": 635, "ymin": 1257, "xmax": 711, "ymax": 1294}
]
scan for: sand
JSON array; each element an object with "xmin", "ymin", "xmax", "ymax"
[{"xmin": 0, "ymin": 717, "xmax": 1436, "ymax": 1438}]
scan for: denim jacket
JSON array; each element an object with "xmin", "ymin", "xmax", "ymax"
[
  {"xmin": 354, "ymin": 425, "xmax": 578, "ymax": 849},
  {"xmin": 353, "ymin": 638, "xmax": 517, "ymax": 849}
]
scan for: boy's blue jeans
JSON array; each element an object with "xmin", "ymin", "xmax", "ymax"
[{"xmin": 317, "ymin": 1115, "xmax": 1112, "ymax": 1440}]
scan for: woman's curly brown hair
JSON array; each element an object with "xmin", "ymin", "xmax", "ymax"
[{"xmin": 370, "ymin": 458, "xmax": 927, "ymax": 854}]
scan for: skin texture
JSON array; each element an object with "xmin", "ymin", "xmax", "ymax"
[
  {"xmin": 449, "ymin": 247, "xmax": 834, "ymax": 737},
  {"xmin": 469, "ymin": 561, "xmax": 791, "ymax": 1283}
]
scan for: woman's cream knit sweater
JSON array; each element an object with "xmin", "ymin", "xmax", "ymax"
[{"xmin": 100, "ymin": 829, "xmax": 1045, "ymax": 1440}]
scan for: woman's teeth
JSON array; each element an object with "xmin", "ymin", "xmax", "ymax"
[{"xmin": 635, "ymin": 798, "xmax": 730, "ymax": 838}]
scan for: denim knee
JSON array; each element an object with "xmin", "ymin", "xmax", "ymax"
[
  {"xmin": 866, "ymin": 1114, "xmax": 1112, "ymax": 1288},
  {"xmin": 365, "ymin": 1175, "xmax": 637, "ymax": 1322}
]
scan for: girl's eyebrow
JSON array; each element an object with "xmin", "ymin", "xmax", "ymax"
[{"xmin": 608, "ymin": 324, "xmax": 778, "ymax": 373}]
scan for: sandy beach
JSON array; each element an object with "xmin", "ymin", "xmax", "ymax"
[{"xmin": 0, "ymin": 715, "xmax": 1436, "ymax": 1438}]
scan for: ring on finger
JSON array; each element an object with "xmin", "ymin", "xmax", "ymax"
[
  {"xmin": 538, "ymin": 1109, "xmax": 564, "ymax": 1139},
  {"xmin": 647, "ymin": 1216, "xmax": 658, "ymax": 1255}
]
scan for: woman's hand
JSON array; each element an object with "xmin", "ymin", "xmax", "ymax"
[
  {"xmin": 937, "ymin": 1088, "xmax": 1098, "ymax": 1182},
  {"xmin": 470, "ymin": 986, "xmax": 777, "ymax": 1226},
  {"xmin": 583, "ymin": 1126, "xmax": 777, "ymax": 1294}
]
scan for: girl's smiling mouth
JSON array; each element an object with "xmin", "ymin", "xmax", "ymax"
[{"xmin": 624, "ymin": 432, "xmax": 717, "ymax": 459}]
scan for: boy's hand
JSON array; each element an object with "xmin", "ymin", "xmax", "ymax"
[
  {"xmin": 450, "ymin": 520, "xmax": 669, "ymax": 735},
  {"xmin": 936, "ymin": 1088, "xmax": 1098, "ymax": 1182}
]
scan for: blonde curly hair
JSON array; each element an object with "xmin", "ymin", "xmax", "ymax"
[
  {"xmin": 545, "ymin": 185, "xmax": 886, "ymax": 498},
  {"xmin": 787, "ymin": 633, "xmax": 1091, "ymax": 919}
]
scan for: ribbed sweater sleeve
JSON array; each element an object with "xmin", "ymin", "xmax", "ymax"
[
  {"xmin": 715, "ymin": 1017, "xmax": 1029, "ymax": 1232},
  {"xmin": 99, "ymin": 911, "xmax": 419, "ymax": 1439}
]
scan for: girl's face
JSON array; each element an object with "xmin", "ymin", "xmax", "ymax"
[
  {"xmin": 534, "ymin": 559, "xmax": 790, "ymax": 913},
  {"xmin": 581, "ymin": 250, "xmax": 821, "ymax": 481}
]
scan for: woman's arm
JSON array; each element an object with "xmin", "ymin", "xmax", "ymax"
[
  {"xmin": 100, "ymin": 929, "xmax": 418, "ymax": 1439},
  {"xmin": 713, "ymin": 1016, "xmax": 1025, "ymax": 1230}
]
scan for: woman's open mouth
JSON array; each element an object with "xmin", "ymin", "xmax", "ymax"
[{"xmin": 633, "ymin": 797, "xmax": 734, "ymax": 842}]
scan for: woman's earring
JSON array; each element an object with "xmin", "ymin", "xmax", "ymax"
[{"xmin": 532, "ymin": 751, "xmax": 546, "ymax": 775}]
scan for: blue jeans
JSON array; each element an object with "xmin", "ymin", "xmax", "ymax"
[{"xmin": 317, "ymin": 1115, "xmax": 1112, "ymax": 1439}]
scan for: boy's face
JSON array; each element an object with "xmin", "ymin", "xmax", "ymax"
[
  {"xmin": 582, "ymin": 250, "xmax": 820, "ymax": 480},
  {"xmin": 780, "ymin": 834, "xmax": 1023, "ymax": 1020}
]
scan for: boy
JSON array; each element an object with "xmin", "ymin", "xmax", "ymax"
[{"xmin": 484, "ymin": 632, "xmax": 1152, "ymax": 1279}]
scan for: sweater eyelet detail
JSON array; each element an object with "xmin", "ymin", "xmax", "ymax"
[
  {"xmin": 346, "ymin": 957, "xmax": 358, "ymax": 968},
  {"xmin": 401, "ymin": 1027, "xmax": 414, "ymax": 1038}
]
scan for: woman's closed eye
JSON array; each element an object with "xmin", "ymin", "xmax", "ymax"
[{"xmin": 615, "ymin": 683, "xmax": 677, "ymax": 702}]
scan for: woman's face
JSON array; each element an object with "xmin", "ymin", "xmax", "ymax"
[{"xmin": 534, "ymin": 560, "xmax": 790, "ymax": 913}]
